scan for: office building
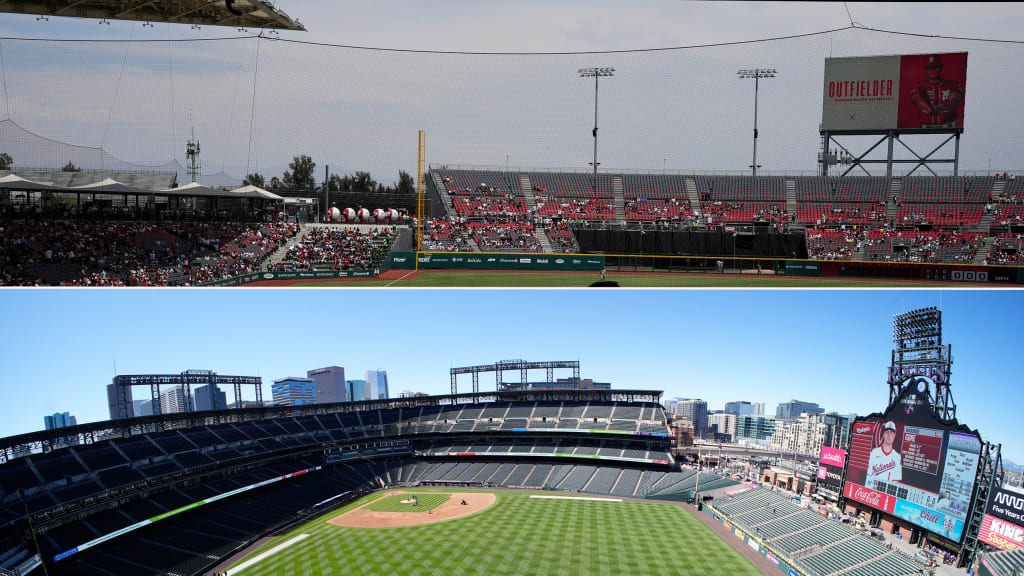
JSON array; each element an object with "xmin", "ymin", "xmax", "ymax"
[
  {"xmin": 135, "ymin": 399, "xmax": 155, "ymax": 417},
  {"xmin": 194, "ymin": 384, "xmax": 227, "ymax": 412},
  {"xmin": 724, "ymin": 401, "xmax": 759, "ymax": 417},
  {"xmin": 735, "ymin": 415, "xmax": 777, "ymax": 443},
  {"xmin": 159, "ymin": 387, "xmax": 193, "ymax": 414},
  {"xmin": 44, "ymin": 412, "xmax": 77, "ymax": 430},
  {"xmin": 708, "ymin": 412, "xmax": 737, "ymax": 441},
  {"xmin": 346, "ymin": 379, "xmax": 370, "ymax": 402},
  {"xmin": 775, "ymin": 399, "xmax": 825, "ymax": 420},
  {"xmin": 106, "ymin": 383, "xmax": 134, "ymax": 420},
  {"xmin": 307, "ymin": 366, "xmax": 347, "ymax": 404},
  {"xmin": 365, "ymin": 370, "xmax": 389, "ymax": 400},
  {"xmin": 675, "ymin": 399, "xmax": 708, "ymax": 438},
  {"xmin": 272, "ymin": 377, "xmax": 317, "ymax": 406},
  {"xmin": 44, "ymin": 412, "xmax": 78, "ymax": 447}
]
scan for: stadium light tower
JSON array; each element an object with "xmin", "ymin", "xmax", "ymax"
[
  {"xmin": 737, "ymin": 68, "xmax": 777, "ymax": 193},
  {"xmin": 579, "ymin": 67, "xmax": 614, "ymax": 197}
]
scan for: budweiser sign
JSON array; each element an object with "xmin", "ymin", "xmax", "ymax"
[{"xmin": 845, "ymin": 482, "xmax": 894, "ymax": 513}]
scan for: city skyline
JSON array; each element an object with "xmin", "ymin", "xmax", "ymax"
[{"xmin": 0, "ymin": 290, "xmax": 1020, "ymax": 463}]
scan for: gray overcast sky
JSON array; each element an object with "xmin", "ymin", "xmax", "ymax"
[{"xmin": 0, "ymin": 2, "xmax": 1022, "ymax": 184}]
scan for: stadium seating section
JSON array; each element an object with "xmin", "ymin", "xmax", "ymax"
[
  {"xmin": 711, "ymin": 487, "xmax": 926, "ymax": 576},
  {"xmin": 417, "ymin": 170, "xmax": 1020, "ymax": 265},
  {"xmin": 0, "ymin": 396, "xmax": 680, "ymax": 575}
]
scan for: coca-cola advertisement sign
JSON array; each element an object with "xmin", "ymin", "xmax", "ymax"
[{"xmin": 844, "ymin": 482, "xmax": 896, "ymax": 514}]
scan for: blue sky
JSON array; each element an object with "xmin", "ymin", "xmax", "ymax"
[{"xmin": 0, "ymin": 289, "xmax": 1020, "ymax": 462}]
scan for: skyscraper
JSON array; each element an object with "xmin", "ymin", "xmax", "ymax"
[
  {"xmin": 346, "ymin": 380, "xmax": 369, "ymax": 402},
  {"xmin": 365, "ymin": 370, "xmax": 389, "ymax": 400},
  {"xmin": 272, "ymin": 377, "xmax": 317, "ymax": 406},
  {"xmin": 44, "ymin": 412, "xmax": 78, "ymax": 446},
  {"xmin": 194, "ymin": 384, "xmax": 227, "ymax": 412},
  {"xmin": 107, "ymin": 383, "xmax": 134, "ymax": 420},
  {"xmin": 159, "ymin": 387, "xmax": 193, "ymax": 414},
  {"xmin": 307, "ymin": 366, "xmax": 347, "ymax": 404},
  {"xmin": 43, "ymin": 412, "xmax": 77, "ymax": 430}
]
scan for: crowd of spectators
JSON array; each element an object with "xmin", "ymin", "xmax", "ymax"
[
  {"xmin": 624, "ymin": 197, "xmax": 690, "ymax": 221},
  {"xmin": 863, "ymin": 230, "xmax": 983, "ymax": 263},
  {"xmin": 187, "ymin": 222, "xmax": 299, "ymax": 283},
  {"xmin": 805, "ymin": 227, "xmax": 862, "ymax": 260},
  {"xmin": 991, "ymin": 205, "xmax": 1024, "ymax": 228},
  {"xmin": 799, "ymin": 203, "xmax": 888, "ymax": 226},
  {"xmin": 0, "ymin": 218, "xmax": 299, "ymax": 286},
  {"xmin": 987, "ymin": 233, "xmax": 1024, "ymax": 265},
  {"xmin": 284, "ymin": 226, "xmax": 390, "ymax": 270},
  {"xmin": 468, "ymin": 221, "xmax": 542, "ymax": 252},
  {"xmin": 544, "ymin": 221, "xmax": 578, "ymax": 252},
  {"xmin": 535, "ymin": 196, "xmax": 615, "ymax": 219},
  {"xmin": 701, "ymin": 201, "xmax": 788, "ymax": 225},
  {"xmin": 452, "ymin": 194, "xmax": 527, "ymax": 218},
  {"xmin": 422, "ymin": 218, "xmax": 472, "ymax": 252}
]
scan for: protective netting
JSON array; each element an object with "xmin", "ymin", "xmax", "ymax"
[{"xmin": 0, "ymin": 27, "xmax": 1021, "ymax": 185}]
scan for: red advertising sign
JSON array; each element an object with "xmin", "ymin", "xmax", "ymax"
[
  {"xmin": 896, "ymin": 53, "xmax": 968, "ymax": 130},
  {"xmin": 820, "ymin": 447, "xmax": 847, "ymax": 468},
  {"xmin": 979, "ymin": 514, "xmax": 1024, "ymax": 551},
  {"xmin": 844, "ymin": 481, "xmax": 896, "ymax": 514}
]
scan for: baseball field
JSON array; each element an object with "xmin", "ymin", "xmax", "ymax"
[{"xmin": 225, "ymin": 489, "xmax": 765, "ymax": 576}]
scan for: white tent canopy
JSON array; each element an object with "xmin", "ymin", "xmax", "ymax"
[{"xmin": 228, "ymin": 184, "xmax": 284, "ymax": 201}]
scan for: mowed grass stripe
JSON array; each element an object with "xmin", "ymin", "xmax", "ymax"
[
  {"xmin": 232, "ymin": 490, "xmax": 763, "ymax": 576},
  {"xmin": 365, "ymin": 493, "xmax": 449, "ymax": 512}
]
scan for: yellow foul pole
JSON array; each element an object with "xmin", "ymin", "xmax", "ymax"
[{"xmin": 417, "ymin": 130, "xmax": 424, "ymax": 271}]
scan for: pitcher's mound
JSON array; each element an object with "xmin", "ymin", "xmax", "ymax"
[{"xmin": 329, "ymin": 492, "xmax": 496, "ymax": 528}]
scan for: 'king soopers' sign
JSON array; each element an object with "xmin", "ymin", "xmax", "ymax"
[{"xmin": 979, "ymin": 487, "xmax": 1024, "ymax": 551}]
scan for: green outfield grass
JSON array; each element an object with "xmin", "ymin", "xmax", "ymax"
[
  {"xmin": 229, "ymin": 489, "xmax": 764, "ymax": 576},
  {"xmin": 364, "ymin": 493, "xmax": 449, "ymax": 512},
  {"xmin": 293, "ymin": 271, "xmax": 981, "ymax": 288}
]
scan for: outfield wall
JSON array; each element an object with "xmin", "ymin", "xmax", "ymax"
[{"xmin": 202, "ymin": 269, "xmax": 378, "ymax": 286}]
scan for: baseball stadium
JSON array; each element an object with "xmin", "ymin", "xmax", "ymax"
[
  {"xmin": 0, "ymin": 306, "xmax": 1021, "ymax": 576},
  {"xmin": 0, "ymin": 2, "xmax": 1023, "ymax": 287}
]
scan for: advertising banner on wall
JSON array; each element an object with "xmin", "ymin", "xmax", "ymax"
[
  {"xmin": 818, "ymin": 447, "xmax": 847, "ymax": 490},
  {"xmin": 978, "ymin": 487, "xmax": 1024, "ymax": 551},
  {"xmin": 822, "ymin": 52, "xmax": 967, "ymax": 132}
]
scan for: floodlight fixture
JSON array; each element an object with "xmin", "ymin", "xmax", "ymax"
[
  {"xmin": 737, "ymin": 67, "xmax": 778, "ymax": 189},
  {"xmin": 577, "ymin": 67, "xmax": 615, "ymax": 197},
  {"xmin": 578, "ymin": 67, "xmax": 615, "ymax": 78}
]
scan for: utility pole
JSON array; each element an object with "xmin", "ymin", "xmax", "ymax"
[{"xmin": 737, "ymin": 68, "xmax": 777, "ymax": 194}]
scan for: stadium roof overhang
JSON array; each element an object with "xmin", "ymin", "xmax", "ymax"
[
  {"xmin": 3, "ymin": 0, "xmax": 305, "ymax": 31},
  {"xmin": 0, "ymin": 389, "xmax": 665, "ymax": 462}
]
